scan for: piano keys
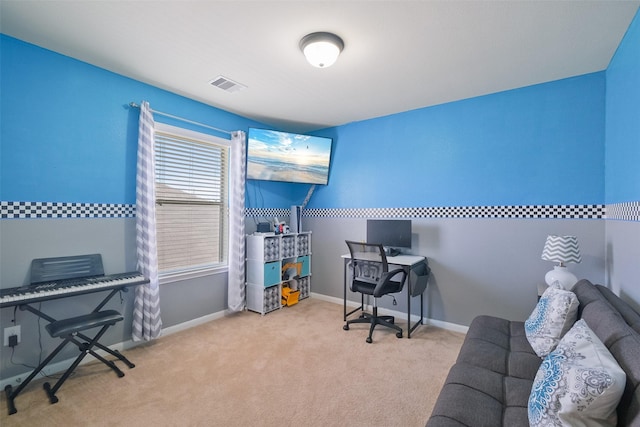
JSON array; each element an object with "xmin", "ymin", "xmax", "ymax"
[{"xmin": 0, "ymin": 272, "xmax": 148, "ymax": 308}]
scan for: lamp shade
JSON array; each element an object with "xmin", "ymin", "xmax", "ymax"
[
  {"xmin": 541, "ymin": 235, "xmax": 582, "ymax": 266},
  {"xmin": 300, "ymin": 32, "xmax": 344, "ymax": 68},
  {"xmin": 541, "ymin": 235, "xmax": 581, "ymax": 289}
]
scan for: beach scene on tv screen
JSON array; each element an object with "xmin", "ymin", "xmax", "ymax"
[{"xmin": 247, "ymin": 129, "xmax": 332, "ymax": 184}]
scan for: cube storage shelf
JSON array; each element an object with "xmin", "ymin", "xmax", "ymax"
[{"xmin": 245, "ymin": 232, "xmax": 312, "ymax": 315}]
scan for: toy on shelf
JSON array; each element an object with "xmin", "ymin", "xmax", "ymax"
[{"xmin": 281, "ymin": 261, "xmax": 302, "ymax": 306}]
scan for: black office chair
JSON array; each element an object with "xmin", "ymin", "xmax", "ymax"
[{"xmin": 343, "ymin": 240, "xmax": 408, "ymax": 343}]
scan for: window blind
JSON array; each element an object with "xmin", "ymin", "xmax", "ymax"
[{"xmin": 154, "ymin": 129, "xmax": 229, "ymax": 273}]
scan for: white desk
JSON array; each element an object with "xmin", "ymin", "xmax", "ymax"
[{"xmin": 341, "ymin": 253, "xmax": 426, "ymax": 338}]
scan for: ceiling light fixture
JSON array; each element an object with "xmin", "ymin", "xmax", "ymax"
[{"xmin": 299, "ymin": 32, "xmax": 344, "ymax": 68}]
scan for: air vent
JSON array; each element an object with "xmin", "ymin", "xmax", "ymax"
[{"xmin": 209, "ymin": 75, "xmax": 247, "ymax": 93}]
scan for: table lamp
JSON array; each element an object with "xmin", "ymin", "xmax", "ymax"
[{"xmin": 541, "ymin": 235, "xmax": 581, "ymax": 289}]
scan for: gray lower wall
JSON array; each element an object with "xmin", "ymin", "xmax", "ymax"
[
  {"xmin": 0, "ymin": 218, "xmax": 138, "ymax": 285},
  {"xmin": 0, "ymin": 218, "xmax": 228, "ymax": 380},
  {"xmin": 1, "ymin": 212, "xmax": 636, "ymax": 382},
  {"xmin": 305, "ymin": 216, "xmax": 606, "ymax": 327},
  {"xmin": 605, "ymin": 220, "xmax": 640, "ymax": 313}
]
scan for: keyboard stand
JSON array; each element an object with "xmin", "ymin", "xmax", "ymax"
[{"xmin": 4, "ymin": 287, "xmax": 134, "ymax": 415}]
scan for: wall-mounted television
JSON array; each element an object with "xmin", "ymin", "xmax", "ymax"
[{"xmin": 247, "ymin": 128, "xmax": 333, "ymax": 185}]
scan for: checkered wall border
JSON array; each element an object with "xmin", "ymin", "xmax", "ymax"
[
  {"xmin": 244, "ymin": 208, "xmax": 291, "ymax": 218},
  {"xmin": 246, "ymin": 203, "xmax": 638, "ymax": 222},
  {"xmin": 2, "ymin": 201, "xmax": 638, "ymax": 221},
  {"xmin": 304, "ymin": 205, "xmax": 607, "ymax": 219},
  {"xmin": 1, "ymin": 201, "xmax": 135, "ymax": 219},
  {"xmin": 606, "ymin": 201, "xmax": 640, "ymax": 222}
]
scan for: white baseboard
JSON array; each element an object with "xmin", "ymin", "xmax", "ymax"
[
  {"xmin": 426, "ymin": 318, "xmax": 469, "ymax": 334},
  {"xmin": 309, "ymin": 292, "xmax": 469, "ymax": 334},
  {"xmin": 160, "ymin": 310, "xmax": 227, "ymax": 336},
  {"xmin": 0, "ymin": 309, "xmax": 228, "ymax": 390}
]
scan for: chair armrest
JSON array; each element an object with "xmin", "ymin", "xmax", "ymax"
[{"xmin": 373, "ymin": 268, "xmax": 407, "ymax": 297}]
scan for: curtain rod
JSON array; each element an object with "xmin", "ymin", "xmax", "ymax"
[{"xmin": 129, "ymin": 102, "xmax": 232, "ymax": 136}]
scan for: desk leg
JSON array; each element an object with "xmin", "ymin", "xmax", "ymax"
[
  {"xmin": 343, "ymin": 258, "xmax": 347, "ymax": 321},
  {"xmin": 407, "ymin": 265, "xmax": 425, "ymax": 339},
  {"xmin": 407, "ymin": 292, "xmax": 425, "ymax": 339},
  {"xmin": 407, "ymin": 266, "xmax": 411, "ymax": 338}
]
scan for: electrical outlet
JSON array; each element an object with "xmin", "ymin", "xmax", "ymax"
[{"xmin": 4, "ymin": 325, "xmax": 21, "ymax": 346}]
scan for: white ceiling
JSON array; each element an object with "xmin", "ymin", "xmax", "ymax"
[{"xmin": 2, "ymin": 1, "xmax": 639, "ymax": 132}]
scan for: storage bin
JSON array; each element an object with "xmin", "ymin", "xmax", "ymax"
[{"xmin": 409, "ymin": 260, "xmax": 430, "ymax": 297}]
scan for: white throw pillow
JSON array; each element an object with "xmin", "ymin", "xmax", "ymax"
[
  {"xmin": 525, "ymin": 284, "xmax": 579, "ymax": 357},
  {"xmin": 528, "ymin": 319, "xmax": 626, "ymax": 427}
]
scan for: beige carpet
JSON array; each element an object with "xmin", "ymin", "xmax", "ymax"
[{"xmin": 1, "ymin": 298, "xmax": 464, "ymax": 427}]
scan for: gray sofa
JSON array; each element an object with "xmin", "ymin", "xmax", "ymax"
[{"xmin": 427, "ymin": 279, "xmax": 640, "ymax": 427}]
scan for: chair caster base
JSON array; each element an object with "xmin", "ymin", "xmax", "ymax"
[
  {"xmin": 366, "ymin": 337, "xmax": 372, "ymax": 344},
  {"xmin": 343, "ymin": 324, "xmax": 349, "ymax": 331},
  {"xmin": 396, "ymin": 332, "xmax": 403, "ymax": 339}
]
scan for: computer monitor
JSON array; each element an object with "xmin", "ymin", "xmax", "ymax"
[{"xmin": 366, "ymin": 219, "xmax": 412, "ymax": 256}]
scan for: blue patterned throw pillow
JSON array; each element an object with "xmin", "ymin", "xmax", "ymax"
[
  {"xmin": 525, "ymin": 284, "xmax": 579, "ymax": 357},
  {"xmin": 528, "ymin": 319, "xmax": 626, "ymax": 427}
]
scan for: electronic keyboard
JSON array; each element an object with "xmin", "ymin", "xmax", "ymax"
[{"xmin": 0, "ymin": 272, "xmax": 148, "ymax": 308}]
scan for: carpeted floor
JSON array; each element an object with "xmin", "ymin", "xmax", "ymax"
[{"xmin": 0, "ymin": 298, "xmax": 464, "ymax": 427}]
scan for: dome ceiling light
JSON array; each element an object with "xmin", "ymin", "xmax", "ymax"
[{"xmin": 299, "ymin": 32, "xmax": 344, "ymax": 68}]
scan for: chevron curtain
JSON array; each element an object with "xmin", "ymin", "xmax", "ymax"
[
  {"xmin": 132, "ymin": 101, "xmax": 163, "ymax": 341},
  {"xmin": 228, "ymin": 131, "xmax": 246, "ymax": 312}
]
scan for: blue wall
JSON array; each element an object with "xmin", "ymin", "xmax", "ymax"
[
  {"xmin": 606, "ymin": 8, "xmax": 640, "ymax": 203},
  {"xmin": 0, "ymin": 35, "xmax": 282, "ymax": 205},
  {"xmin": 1, "ymin": 34, "xmax": 612, "ymax": 212},
  {"xmin": 310, "ymin": 73, "xmax": 606, "ymax": 209},
  {"xmin": 0, "ymin": 35, "xmax": 320, "ymax": 210},
  {"xmin": 246, "ymin": 180, "xmax": 312, "ymax": 209}
]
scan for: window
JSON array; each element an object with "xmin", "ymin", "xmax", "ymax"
[{"xmin": 154, "ymin": 123, "xmax": 230, "ymax": 279}]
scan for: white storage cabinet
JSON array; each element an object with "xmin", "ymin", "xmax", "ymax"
[{"xmin": 245, "ymin": 232, "xmax": 311, "ymax": 314}]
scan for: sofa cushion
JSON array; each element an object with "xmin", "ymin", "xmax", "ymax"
[
  {"xmin": 457, "ymin": 315, "xmax": 541, "ymax": 380},
  {"xmin": 528, "ymin": 319, "xmax": 626, "ymax": 427},
  {"xmin": 428, "ymin": 363, "xmax": 532, "ymax": 427},
  {"xmin": 525, "ymin": 284, "xmax": 579, "ymax": 357},
  {"xmin": 596, "ymin": 284, "xmax": 640, "ymax": 334}
]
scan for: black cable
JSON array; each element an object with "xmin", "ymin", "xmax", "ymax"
[
  {"xmin": 9, "ymin": 302, "xmax": 74, "ymax": 381},
  {"xmin": 9, "ymin": 345, "xmax": 36, "ymax": 371},
  {"xmin": 250, "ymin": 180, "xmax": 267, "ymax": 224},
  {"xmin": 253, "ymin": 182, "xmax": 264, "ymax": 223},
  {"xmin": 8, "ymin": 306, "xmax": 37, "ymax": 371}
]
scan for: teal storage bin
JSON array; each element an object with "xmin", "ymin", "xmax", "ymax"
[
  {"xmin": 263, "ymin": 261, "xmax": 281, "ymax": 287},
  {"xmin": 297, "ymin": 255, "xmax": 310, "ymax": 277}
]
